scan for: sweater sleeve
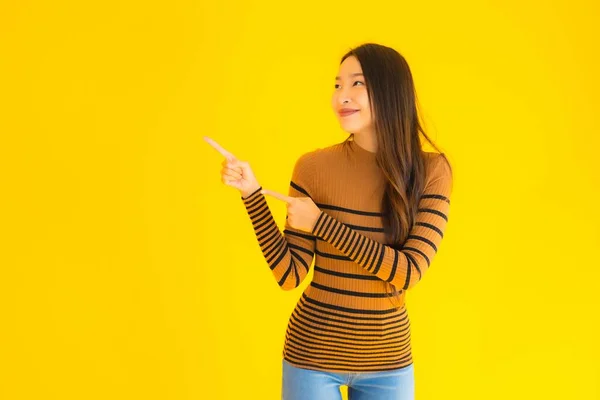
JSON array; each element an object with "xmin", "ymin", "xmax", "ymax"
[
  {"xmin": 310, "ymin": 154, "xmax": 453, "ymax": 291},
  {"xmin": 241, "ymin": 154, "xmax": 316, "ymax": 291}
]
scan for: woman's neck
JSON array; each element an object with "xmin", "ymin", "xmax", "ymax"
[{"xmin": 352, "ymin": 133, "xmax": 377, "ymax": 153}]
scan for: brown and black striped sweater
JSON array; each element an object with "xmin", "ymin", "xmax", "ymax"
[{"xmin": 241, "ymin": 138, "xmax": 453, "ymax": 373}]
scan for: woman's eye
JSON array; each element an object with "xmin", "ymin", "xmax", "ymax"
[{"xmin": 334, "ymin": 81, "xmax": 364, "ymax": 89}]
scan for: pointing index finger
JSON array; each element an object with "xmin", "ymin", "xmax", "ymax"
[
  {"xmin": 261, "ymin": 189, "xmax": 294, "ymax": 204},
  {"xmin": 203, "ymin": 136, "xmax": 237, "ymax": 161}
]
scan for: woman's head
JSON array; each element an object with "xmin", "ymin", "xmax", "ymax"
[
  {"xmin": 333, "ymin": 43, "xmax": 450, "ymax": 307},
  {"xmin": 332, "ymin": 43, "xmax": 421, "ymax": 153},
  {"xmin": 331, "ymin": 55, "xmax": 373, "ymax": 138}
]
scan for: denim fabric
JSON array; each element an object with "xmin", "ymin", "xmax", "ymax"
[{"xmin": 282, "ymin": 358, "xmax": 415, "ymax": 400}]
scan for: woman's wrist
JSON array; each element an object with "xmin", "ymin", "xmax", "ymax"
[{"xmin": 241, "ymin": 184, "xmax": 262, "ymax": 199}]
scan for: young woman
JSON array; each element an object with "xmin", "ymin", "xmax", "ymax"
[{"xmin": 205, "ymin": 42, "xmax": 453, "ymax": 400}]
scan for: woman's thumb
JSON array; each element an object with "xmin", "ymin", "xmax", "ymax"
[{"xmin": 229, "ymin": 159, "xmax": 250, "ymax": 174}]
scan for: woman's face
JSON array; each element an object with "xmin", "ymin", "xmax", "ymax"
[{"xmin": 331, "ymin": 55, "xmax": 373, "ymax": 135}]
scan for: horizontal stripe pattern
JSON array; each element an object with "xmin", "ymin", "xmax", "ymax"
[
  {"xmin": 241, "ymin": 156, "xmax": 316, "ymax": 291},
  {"xmin": 282, "ymin": 293, "xmax": 413, "ymax": 371},
  {"xmin": 241, "ymin": 141, "xmax": 452, "ymax": 372},
  {"xmin": 311, "ymin": 155, "xmax": 452, "ymax": 292}
]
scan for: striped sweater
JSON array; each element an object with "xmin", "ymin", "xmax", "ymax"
[{"xmin": 241, "ymin": 138, "xmax": 453, "ymax": 373}]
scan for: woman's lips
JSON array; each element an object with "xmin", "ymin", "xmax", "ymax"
[{"xmin": 339, "ymin": 110, "xmax": 359, "ymax": 117}]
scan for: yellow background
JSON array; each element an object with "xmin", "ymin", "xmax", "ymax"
[{"xmin": 1, "ymin": 0, "xmax": 598, "ymax": 399}]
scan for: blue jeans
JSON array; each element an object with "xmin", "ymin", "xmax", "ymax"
[{"xmin": 281, "ymin": 359, "xmax": 415, "ymax": 400}]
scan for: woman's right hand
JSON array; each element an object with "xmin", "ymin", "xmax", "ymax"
[{"xmin": 204, "ymin": 136, "xmax": 261, "ymax": 198}]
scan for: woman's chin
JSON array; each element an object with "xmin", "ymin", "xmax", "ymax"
[{"xmin": 339, "ymin": 122, "xmax": 364, "ymax": 133}]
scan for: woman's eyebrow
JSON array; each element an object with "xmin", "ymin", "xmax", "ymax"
[{"xmin": 335, "ymin": 73, "xmax": 364, "ymax": 80}]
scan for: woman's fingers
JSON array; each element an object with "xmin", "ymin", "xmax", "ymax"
[
  {"xmin": 222, "ymin": 176, "xmax": 240, "ymax": 188},
  {"xmin": 204, "ymin": 136, "xmax": 237, "ymax": 161},
  {"xmin": 205, "ymin": 137, "xmax": 258, "ymax": 192},
  {"xmin": 221, "ymin": 167, "xmax": 242, "ymax": 179},
  {"xmin": 222, "ymin": 159, "xmax": 243, "ymax": 174},
  {"xmin": 261, "ymin": 189, "xmax": 294, "ymax": 204}
]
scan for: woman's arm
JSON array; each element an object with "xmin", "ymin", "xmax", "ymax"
[
  {"xmin": 241, "ymin": 154, "xmax": 316, "ymax": 291},
  {"xmin": 310, "ymin": 154, "xmax": 453, "ymax": 291}
]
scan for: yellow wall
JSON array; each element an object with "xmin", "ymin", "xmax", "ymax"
[{"xmin": 1, "ymin": 0, "xmax": 598, "ymax": 399}]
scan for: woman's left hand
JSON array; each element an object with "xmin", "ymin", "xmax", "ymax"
[{"xmin": 260, "ymin": 188, "xmax": 322, "ymax": 233}]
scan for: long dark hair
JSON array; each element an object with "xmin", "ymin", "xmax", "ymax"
[{"xmin": 340, "ymin": 43, "xmax": 452, "ymax": 307}]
